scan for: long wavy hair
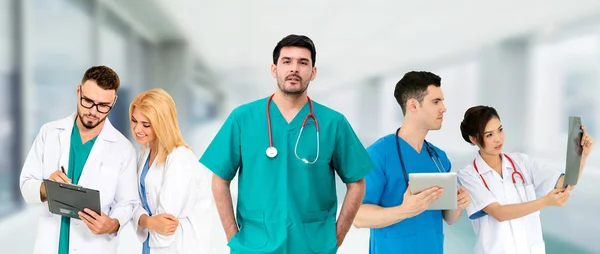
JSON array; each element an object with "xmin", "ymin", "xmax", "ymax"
[{"xmin": 129, "ymin": 88, "xmax": 190, "ymax": 164}]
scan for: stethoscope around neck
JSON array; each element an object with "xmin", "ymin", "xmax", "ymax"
[
  {"xmin": 472, "ymin": 154, "xmax": 525, "ymax": 189},
  {"xmin": 265, "ymin": 94, "xmax": 320, "ymax": 164},
  {"xmin": 395, "ymin": 127, "xmax": 445, "ymax": 186},
  {"xmin": 473, "ymin": 154, "xmax": 528, "ymax": 202}
]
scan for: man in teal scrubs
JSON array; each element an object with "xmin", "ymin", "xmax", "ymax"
[
  {"xmin": 353, "ymin": 71, "xmax": 471, "ymax": 254},
  {"xmin": 19, "ymin": 66, "xmax": 139, "ymax": 254},
  {"xmin": 201, "ymin": 34, "xmax": 374, "ymax": 254},
  {"xmin": 58, "ymin": 122, "xmax": 98, "ymax": 252}
]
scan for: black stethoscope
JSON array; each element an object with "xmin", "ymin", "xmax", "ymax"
[
  {"xmin": 265, "ymin": 94, "xmax": 320, "ymax": 164},
  {"xmin": 395, "ymin": 127, "xmax": 445, "ymax": 186}
]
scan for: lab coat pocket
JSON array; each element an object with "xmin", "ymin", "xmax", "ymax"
[
  {"xmin": 236, "ymin": 209, "xmax": 268, "ymax": 249},
  {"xmin": 301, "ymin": 209, "xmax": 337, "ymax": 253},
  {"xmin": 97, "ymin": 163, "xmax": 120, "ymax": 183}
]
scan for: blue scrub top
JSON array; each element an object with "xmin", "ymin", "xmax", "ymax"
[
  {"xmin": 140, "ymin": 154, "xmax": 152, "ymax": 254},
  {"xmin": 362, "ymin": 134, "xmax": 452, "ymax": 254}
]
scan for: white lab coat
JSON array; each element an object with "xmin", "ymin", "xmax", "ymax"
[
  {"xmin": 457, "ymin": 152, "xmax": 563, "ymax": 254},
  {"xmin": 19, "ymin": 113, "xmax": 140, "ymax": 254},
  {"xmin": 132, "ymin": 146, "xmax": 214, "ymax": 254}
]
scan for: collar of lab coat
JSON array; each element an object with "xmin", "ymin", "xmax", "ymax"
[
  {"xmin": 474, "ymin": 152, "xmax": 513, "ymax": 175},
  {"xmin": 52, "ymin": 112, "xmax": 121, "ymax": 142}
]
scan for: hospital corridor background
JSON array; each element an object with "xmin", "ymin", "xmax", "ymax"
[{"xmin": 1, "ymin": 0, "xmax": 600, "ymax": 253}]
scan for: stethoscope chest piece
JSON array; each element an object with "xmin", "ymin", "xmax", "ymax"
[
  {"xmin": 265, "ymin": 94, "xmax": 319, "ymax": 162},
  {"xmin": 266, "ymin": 146, "xmax": 278, "ymax": 158}
]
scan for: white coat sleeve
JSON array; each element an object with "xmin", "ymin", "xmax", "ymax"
[
  {"xmin": 19, "ymin": 125, "xmax": 47, "ymax": 204},
  {"xmin": 458, "ymin": 168, "xmax": 498, "ymax": 220},
  {"xmin": 133, "ymin": 205, "xmax": 150, "ymax": 243},
  {"xmin": 519, "ymin": 153, "xmax": 563, "ymax": 198},
  {"xmin": 190, "ymin": 164, "xmax": 215, "ymax": 253},
  {"xmin": 108, "ymin": 143, "xmax": 140, "ymax": 238},
  {"xmin": 148, "ymin": 148, "xmax": 213, "ymax": 248}
]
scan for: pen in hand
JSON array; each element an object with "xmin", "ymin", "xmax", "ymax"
[{"xmin": 59, "ymin": 166, "xmax": 72, "ymax": 184}]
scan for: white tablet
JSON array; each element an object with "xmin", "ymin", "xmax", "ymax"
[{"xmin": 408, "ymin": 172, "xmax": 457, "ymax": 210}]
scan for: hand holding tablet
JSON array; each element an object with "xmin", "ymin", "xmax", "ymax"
[{"xmin": 409, "ymin": 172, "xmax": 458, "ymax": 210}]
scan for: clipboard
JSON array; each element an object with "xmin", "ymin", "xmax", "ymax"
[
  {"xmin": 43, "ymin": 179, "xmax": 101, "ymax": 220},
  {"xmin": 563, "ymin": 116, "xmax": 583, "ymax": 188}
]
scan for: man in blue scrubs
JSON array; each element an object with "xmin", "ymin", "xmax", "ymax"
[
  {"xmin": 353, "ymin": 71, "xmax": 471, "ymax": 254},
  {"xmin": 201, "ymin": 34, "xmax": 374, "ymax": 254}
]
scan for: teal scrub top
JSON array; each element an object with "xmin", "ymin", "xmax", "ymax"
[
  {"xmin": 58, "ymin": 123, "xmax": 98, "ymax": 254},
  {"xmin": 362, "ymin": 134, "xmax": 452, "ymax": 254},
  {"xmin": 200, "ymin": 96, "xmax": 374, "ymax": 254}
]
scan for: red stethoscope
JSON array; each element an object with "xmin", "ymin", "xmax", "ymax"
[
  {"xmin": 473, "ymin": 153, "xmax": 525, "ymax": 190},
  {"xmin": 265, "ymin": 94, "xmax": 320, "ymax": 164}
]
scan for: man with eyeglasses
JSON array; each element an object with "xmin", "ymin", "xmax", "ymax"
[{"xmin": 19, "ymin": 66, "xmax": 139, "ymax": 254}]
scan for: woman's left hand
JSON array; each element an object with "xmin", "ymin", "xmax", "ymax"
[{"xmin": 581, "ymin": 126, "xmax": 594, "ymax": 157}]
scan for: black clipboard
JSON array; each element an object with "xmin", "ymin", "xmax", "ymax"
[
  {"xmin": 563, "ymin": 116, "xmax": 583, "ymax": 188},
  {"xmin": 43, "ymin": 179, "xmax": 101, "ymax": 220}
]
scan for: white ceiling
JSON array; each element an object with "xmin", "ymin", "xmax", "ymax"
[{"xmin": 155, "ymin": 0, "xmax": 600, "ymax": 93}]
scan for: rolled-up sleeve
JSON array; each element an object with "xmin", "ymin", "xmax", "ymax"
[{"xmin": 458, "ymin": 168, "xmax": 498, "ymax": 220}]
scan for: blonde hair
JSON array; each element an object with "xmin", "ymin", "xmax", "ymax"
[{"xmin": 129, "ymin": 88, "xmax": 190, "ymax": 164}]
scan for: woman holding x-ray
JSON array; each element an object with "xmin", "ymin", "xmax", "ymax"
[{"xmin": 457, "ymin": 105, "xmax": 594, "ymax": 254}]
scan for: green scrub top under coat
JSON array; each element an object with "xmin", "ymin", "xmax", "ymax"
[
  {"xmin": 200, "ymin": 96, "xmax": 374, "ymax": 254},
  {"xmin": 58, "ymin": 122, "xmax": 98, "ymax": 254}
]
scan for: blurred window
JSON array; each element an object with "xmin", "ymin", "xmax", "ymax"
[
  {"xmin": 100, "ymin": 8, "xmax": 132, "ymax": 137},
  {"xmin": 0, "ymin": 0, "xmax": 18, "ymax": 217},
  {"xmin": 32, "ymin": 0, "xmax": 93, "ymax": 138}
]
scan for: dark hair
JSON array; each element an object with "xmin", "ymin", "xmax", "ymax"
[
  {"xmin": 81, "ymin": 66, "xmax": 120, "ymax": 91},
  {"xmin": 460, "ymin": 105, "xmax": 500, "ymax": 148},
  {"xmin": 272, "ymin": 34, "xmax": 316, "ymax": 66},
  {"xmin": 394, "ymin": 71, "xmax": 441, "ymax": 115}
]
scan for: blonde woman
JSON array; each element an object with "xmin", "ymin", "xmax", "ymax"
[{"xmin": 130, "ymin": 88, "xmax": 213, "ymax": 254}]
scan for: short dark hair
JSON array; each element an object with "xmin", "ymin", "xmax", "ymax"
[
  {"xmin": 460, "ymin": 105, "xmax": 501, "ymax": 148},
  {"xmin": 394, "ymin": 71, "xmax": 441, "ymax": 115},
  {"xmin": 272, "ymin": 34, "xmax": 316, "ymax": 66},
  {"xmin": 81, "ymin": 66, "xmax": 120, "ymax": 91}
]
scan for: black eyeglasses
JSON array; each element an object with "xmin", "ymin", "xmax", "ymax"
[{"xmin": 79, "ymin": 92, "xmax": 116, "ymax": 114}]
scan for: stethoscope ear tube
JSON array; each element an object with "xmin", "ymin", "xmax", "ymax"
[
  {"xmin": 395, "ymin": 127, "xmax": 445, "ymax": 186},
  {"xmin": 265, "ymin": 94, "xmax": 320, "ymax": 164}
]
